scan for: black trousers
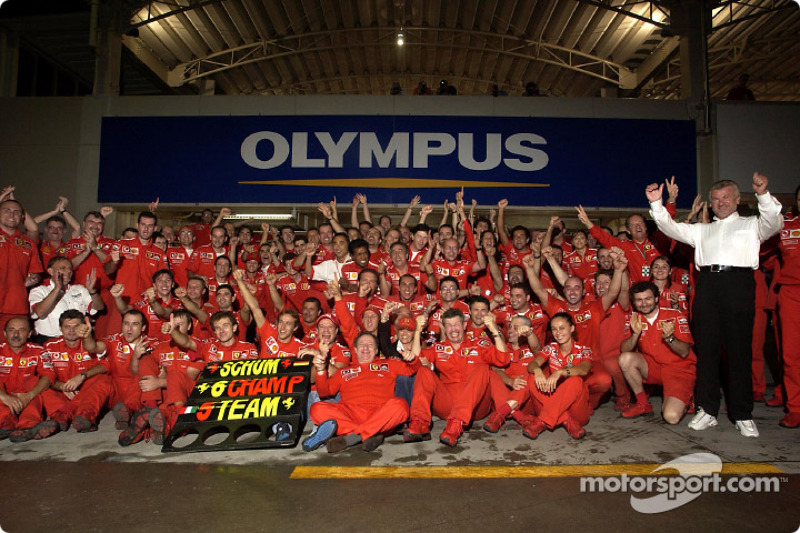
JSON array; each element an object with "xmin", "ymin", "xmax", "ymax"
[{"xmin": 692, "ymin": 269, "xmax": 755, "ymax": 420}]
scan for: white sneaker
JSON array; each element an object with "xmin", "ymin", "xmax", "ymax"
[
  {"xmin": 735, "ymin": 419, "xmax": 759, "ymax": 438},
  {"xmin": 688, "ymin": 408, "xmax": 718, "ymax": 431}
]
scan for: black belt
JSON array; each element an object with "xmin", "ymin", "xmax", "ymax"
[{"xmin": 699, "ymin": 265, "xmax": 752, "ymax": 273}]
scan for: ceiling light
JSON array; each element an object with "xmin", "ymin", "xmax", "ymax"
[
  {"xmin": 396, "ymin": 31, "xmax": 404, "ymax": 46},
  {"xmin": 224, "ymin": 213, "xmax": 294, "ymax": 220}
]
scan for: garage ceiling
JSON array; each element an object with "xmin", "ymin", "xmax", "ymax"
[{"xmin": 2, "ymin": 0, "xmax": 799, "ymax": 100}]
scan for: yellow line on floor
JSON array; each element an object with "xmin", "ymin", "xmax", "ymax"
[{"xmin": 290, "ymin": 463, "xmax": 785, "ymax": 479}]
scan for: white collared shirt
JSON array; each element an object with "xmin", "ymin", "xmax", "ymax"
[
  {"xmin": 649, "ymin": 192, "xmax": 783, "ymax": 269},
  {"xmin": 311, "ymin": 255, "xmax": 352, "ymax": 282},
  {"xmin": 28, "ymin": 282, "xmax": 95, "ymax": 337}
]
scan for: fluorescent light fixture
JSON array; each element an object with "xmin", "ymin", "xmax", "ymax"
[{"xmin": 225, "ymin": 213, "xmax": 294, "ymax": 220}]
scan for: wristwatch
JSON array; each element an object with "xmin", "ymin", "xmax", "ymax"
[{"xmin": 665, "ymin": 335, "xmax": 675, "ymax": 344}]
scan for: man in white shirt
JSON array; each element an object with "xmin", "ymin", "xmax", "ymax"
[
  {"xmin": 29, "ymin": 256, "xmax": 104, "ymax": 343},
  {"xmin": 646, "ymin": 173, "xmax": 783, "ymax": 438}
]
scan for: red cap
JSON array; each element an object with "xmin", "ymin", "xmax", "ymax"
[
  {"xmin": 396, "ymin": 316, "xmax": 416, "ymax": 331},
  {"xmin": 316, "ymin": 313, "xmax": 340, "ymax": 328},
  {"xmin": 243, "ymin": 252, "xmax": 260, "ymax": 262}
]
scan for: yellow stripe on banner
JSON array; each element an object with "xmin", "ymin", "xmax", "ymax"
[
  {"xmin": 290, "ymin": 463, "xmax": 784, "ymax": 479},
  {"xmin": 238, "ymin": 178, "xmax": 549, "ymax": 189}
]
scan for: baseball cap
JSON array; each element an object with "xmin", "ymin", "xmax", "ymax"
[{"xmin": 397, "ymin": 316, "xmax": 416, "ymax": 331}]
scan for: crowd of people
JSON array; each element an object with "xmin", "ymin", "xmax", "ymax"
[{"xmin": 0, "ymin": 175, "xmax": 797, "ymax": 454}]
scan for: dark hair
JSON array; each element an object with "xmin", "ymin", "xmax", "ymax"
[
  {"xmin": 411, "ymin": 224, "xmax": 430, "ymax": 235},
  {"xmin": 45, "ymin": 215, "xmax": 66, "ymax": 228},
  {"xmin": 216, "ymin": 284, "xmax": 235, "ymax": 297},
  {"xmin": 441, "ymin": 308, "xmax": 465, "ymax": 322},
  {"xmin": 349, "ymin": 238, "xmax": 369, "ymax": 254},
  {"xmin": 550, "ymin": 311, "xmax": 574, "ymax": 327},
  {"xmin": 59, "ymin": 309, "xmax": 85, "ymax": 326},
  {"xmin": 122, "ymin": 309, "xmax": 147, "ymax": 326},
  {"xmin": 390, "ymin": 242, "xmax": 409, "ymax": 254},
  {"xmin": 593, "ymin": 269, "xmax": 613, "ymax": 283},
  {"xmin": 509, "ymin": 282, "xmax": 531, "ymax": 297},
  {"xmin": 172, "ymin": 309, "xmax": 194, "ymax": 333},
  {"xmin": 439, "ymin": 276, "xmax": 459, "ymax": 290},
  {"xmin": 138, "ymin": 211, "xmax": 157, "ymax": 224},
  {"xmin": 209, "ymin": 311, "xmax": 237, "ymax": 330},
  {"xmin": 630, "ymin": 281, "xmax": 660, "ymax": 301},
  {"xmin": 302, "ymin": 297, "xmax": 321, "ymax": 311},
  {"xmin": 510, "ymin": 225, "xmax": 531, "ymax": 242},
  {"xmin": 468, "ymin": 295, "xmax": 490, "ymax": 309},
  {"xmin": 152, "ymin": 268, "xmax": 174, "ymax": 282}
]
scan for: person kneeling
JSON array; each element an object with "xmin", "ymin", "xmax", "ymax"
[
  {"xmin": 618, "ymin": 282, "xmax": 696, "ymax": 425},
  {"xmin": 526, "ymin": 313, "xmax": 593, "ymax": 440}
]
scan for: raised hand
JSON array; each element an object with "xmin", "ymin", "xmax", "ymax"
[
  {"xmin": 645, "ymin": 183, "xmax": 664, "ymax": 203},
  {"xmin": 665, "ymin": 176, "xmax": 679, "ymax": 203},
  {"xmin": 317, "ymin": 202, "xmax": 332, "ymax": 219},
  {"xmin": 752, "ymin": 172, "xmax": 768, "ymax": 195},
  {"xmin": 629, "ymin": 312, "xmax": 643, "ymax": 335},
  {"xmin": 574, "ymin": 205, "xmax": 592, "ymax": 228},
  {"xmin": 76, "ymin": 316, "xmax": 92, "ymax": 338},
  {"xmin": 85, "ymin": 268, "xmax": 97, "ymax": 292}
]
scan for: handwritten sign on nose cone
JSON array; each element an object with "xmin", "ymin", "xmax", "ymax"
[
  {"xmin": 161, "ymin": 358, "xmax": 311, "ymax": 453},
  {"xmin": 98, "ymin": 115, "xmax": 697, "ymax": 208}
]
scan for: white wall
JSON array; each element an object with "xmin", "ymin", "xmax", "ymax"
[{"xmin": 716, "ymin": 101, "xmax": 800, "ymax": 195}]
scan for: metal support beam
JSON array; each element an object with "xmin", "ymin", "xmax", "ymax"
[
  {"xmin": 0, "ymin": 29, "xmax": 19, "ymax": 97},
  {"xmin": 93, "ymin": 28, "xmax": 122, "ymax": 95},
  {"xmin": 167, "ymin": 27, "xmax": 633, "ymax": 89},
  {"xmin": 121, "ymin": 34, "xmax": 169, "ymax": 85},
  {"xmin": 711, "ymin": 1, "xmax": 796, "ymax": 31},
  {"xmin": 574, "ymin": 0, "xmax": 670, "ymax": 29},
  {"xmin": 128, "ymin": 0, "xmax": 225, "ymax": 30},
  {"xmin": 620, "ymin": 35, "xmax": 680, "ymax": 94}
]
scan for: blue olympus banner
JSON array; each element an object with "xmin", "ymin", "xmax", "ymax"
[{"xmin": 98, "ymin": 115, "xmax": 697, "ymax": 207}]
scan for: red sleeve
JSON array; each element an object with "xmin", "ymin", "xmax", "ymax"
[
  {"xmin": 545, "ymin": 298, "xmax": 566, "ymax": 318},
  {"xmin": 334, "ymin": 299, "xmax": 359, "ymax": 349},
  {"xmin": 315, "ymin": 368, "xmax": 341, "ymax": 398},
  {"xmin": 28, "ymin": 244, "xmax": 44, "ymax": 275},
  {"xmin": 390, "ymin": 357, "xmax": 421, "ymax": 376},
  {"xmin": 477, "ymin": 338, "xmax": 509, "ymax": 367},
  {"xmin": 352, "ymin": 295, "xmax": 368, "ymax": 331},
  {"xmin": 589, "ymin": 225, "xmax": 621, "ymax": 251},
  {"xmin": 461, "ymin": 219, "xmax": 477, "ymax": 262}
]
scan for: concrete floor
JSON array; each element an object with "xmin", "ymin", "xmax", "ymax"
[{"xmin": 1, "ymin": 397, "xmax": 798, "ymax": 532}]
